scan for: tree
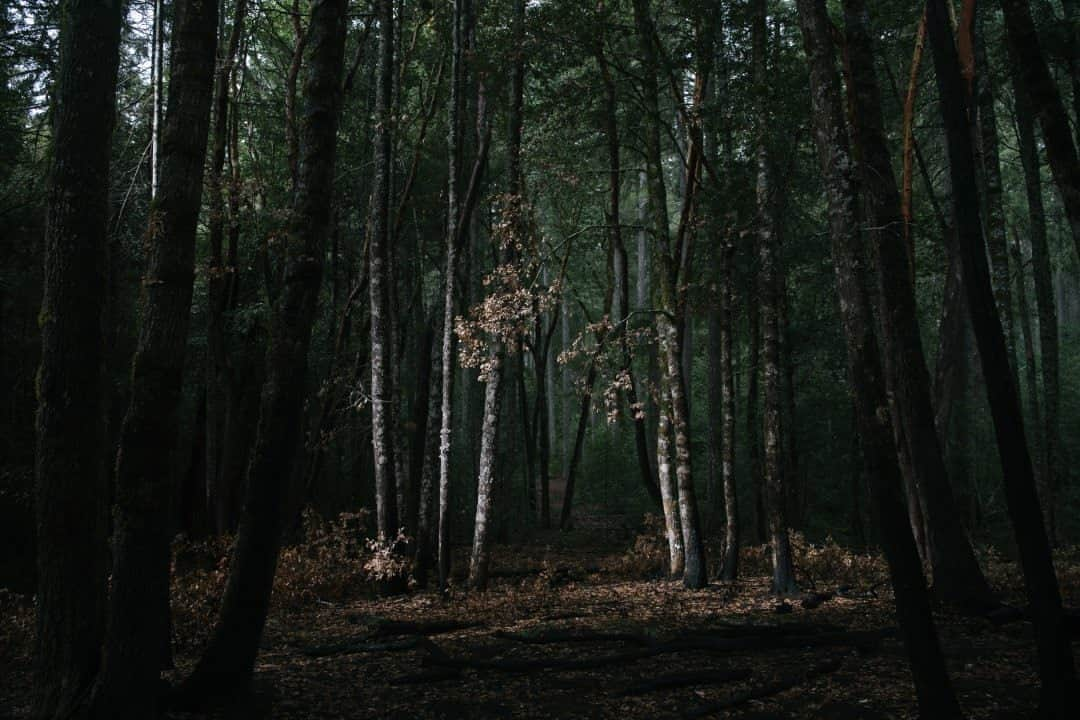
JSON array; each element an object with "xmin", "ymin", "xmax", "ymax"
[
  {"xmin": 174, "ymin": 0, "xmax": 349, "ymax": 703},
  {"xmin": 794, "ymin": 0, "xmax": 961, "ymax": 714},
  {"xmin": 32, "ymin": 1, "xmax": 124, "ymax": 716},
  {"xmin": 753, "ymin": 0, "xmax": 797, "ymax": 596},
  {"xmin": 90, "ymin": 0, "xmax": 219, "ymax": 714},
  {"xmin": 841, "ymin": 0, "xmax": 993, "ymax": 612},
  {"xmin": 926, "ymin": 0, "xmax": 1077, "ymax": 714}
]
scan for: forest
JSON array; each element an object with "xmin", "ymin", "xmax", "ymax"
[{"xmin": 1, "ymin": 0, "xmax": 1080, "ymax": 717}]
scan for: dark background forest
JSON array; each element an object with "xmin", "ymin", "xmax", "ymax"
[{"xmin": 2, "ymin": 0, "xmax": 1080, "ymax": 717}]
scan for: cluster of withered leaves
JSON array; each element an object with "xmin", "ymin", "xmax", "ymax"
[{"xmin": 1, "ymin": 516, "xmax": 1077, "ymax": 719}]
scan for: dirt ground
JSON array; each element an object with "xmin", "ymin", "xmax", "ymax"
[{"xmin": 2, "ymin": 518, "xmax": 1077, "ymax": 719}]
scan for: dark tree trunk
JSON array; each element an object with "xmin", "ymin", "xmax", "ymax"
[
  {"xmin": 841, "ymin": 0, "xmax": 993, "ymax": 612},
  {"xmin": 413, "ymin": 315, "xmax": 442, "ymax": 586},
  {"xmin": 370, "ymin": 0, "xmax": 398, "ymax": 542},
  {"xmin": 1010, "ymin": 233, "xmax": 1044, "ymax": 496},
  {"xmin": 32, "ymin": 2, "xmax": 123, "ymax": 716},
  {"xmin": 1010, "ymin": 47, "xmax": 1061, "ymax": 546},
  {"xmin": 795, "ymin": 0, "xmax": 962, "ymax": 715},
  {"xmin": 1000, "ymin": 0, "xmax": 1080, "ymax": 265},
  {"xmin": 745, "ymin": 276, "xmax": 765, "ymax": 544},
  {"xmin": 973, "ymin": 20, "xmax": 1016, "ymax": 373},
  {"xmin": 173, "ymin": 0, "xmax": 348, "ymax": 703},
  {"xmin": 90, "ymin": 1, "xmax": 219, "ymax": 715},
  {"xmin": 753, "ymin": 0, "xmax": 797, "ymax": 596},
  {"xmin": 927, "ymin": 1, "xmax": 1077, "ymax": 714},
  {"xmin": 206, "ymin": 0, "xmax": 249, "ymax": 536}
]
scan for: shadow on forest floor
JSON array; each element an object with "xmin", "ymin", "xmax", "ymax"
[{"xmin": 2, "ymin": 516, "xmax": 1077, "ymax": 719}]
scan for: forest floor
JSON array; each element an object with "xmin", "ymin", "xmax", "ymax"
[{"xmin": 3, "ymin": 514, "xmax": 1080, "ymax": 719}]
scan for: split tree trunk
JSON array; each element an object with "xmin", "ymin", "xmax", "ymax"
[
  {"xmin": 926, "ymin": 1, "xmax": 1077, "ymax": 714},
  {"xmin": 795, "ymin": 1, "xmax": 962, "ymax": 715},
  {"xmin": 841, "ymin": 0, "xmax": 993, "ymax": 612},
  {"xmin": 174, "ymin": 1, "xmax": 348, "ymax": 703},
  {"xmin": 91, "ymin": 0, "xmax": 219, "ymax": 715}
]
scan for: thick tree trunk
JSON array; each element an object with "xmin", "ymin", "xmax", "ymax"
[
  {"xmin": 795, "ymin": 1, "xmax": 962, "ymax": 715},
  {"xmin": 927, "ymin": 1, "xmax": 1077, "ymax": 714},
  {"xmin": 173, "ymin": 1, "xmax": 348, "ymax": 703},
  {"xmin": 32, "ymin": 2, "xmax": 123, "ymax": 716},
  {"xmin": 89, "ymin": 1, "xmax": 219, "ymax": 715},
  {"xmin": 1000, "ymin": 0, "xmax": 1080, "ymax": 265},
  {"xmin": 1010, "ymin": 48, "xmax": 1061, "ymax": 546},
  {"xmin": 841, "ymin": 0, "xmax": 993, "ymax": 612}
]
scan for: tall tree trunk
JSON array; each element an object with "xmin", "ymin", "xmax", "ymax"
[
  {"xmin": 753, "ymin": 0, "xmax": 797, "ymax": 596},
  {"xmin": 174, "ymin": 0, "xmax": 348, "ymax": 703},
  {"xmin": 1000, "ymin": 0, "xmax": 1080, "ymax": 265},
  {"xmin": 926, "ymin": 1, "xmax": 1077, "ymax": 714},
  {"xmin": 656, "ymin": 382, "xmax": 684, "ymax": 577},
  {"xmin": 413, "ymin": 314, "xmax": 442, "ymax": 586},
  {"xmin": 746, "ymin": 275, "xmax": 765, "ymax": 544},
  {"xmin": 32, "ymin": 2, "xmax": 123, "ymax": 716},
  {"xmin": 437, "ymin": 0, "xmax": 466, "ymax": 590},
  {"xmin": 206, "ymin": 0, "xmax": 249, "ymax": 536},
  {"xmin": 1010, "ymin": 232, "xmax": 1044, "ymax": 493},
  {"xmin": 150, "ymin": 0, "xmax": 164, "ymax": 200},
  {"xmin": 1010, "ymin": 47, "xmax": 1061, "ymax": 546},
  {"xmin": 841, "ymin": 0, "xmax": 993, "ymax": 612},
  {"xmin": 795, "ymin": 1, "xmax": 962, "ymax": 715},
  {"xmin": 370, "ymin": 0, "xmax": 398, "ymax": 542},
  {"xmin": 973, "ymin": 20, "xmax": 1016, "ymax": 375},
  {"xmin": 719, "ymin": 237, "xmax": 739, "ymax": 581},
  {"xmin": 90, "ymin": 1, "xmax": 218, "ymax": 714},
  {"xmin": 468, "ymin": 346, "xmax": 504, "ymax": 591}
]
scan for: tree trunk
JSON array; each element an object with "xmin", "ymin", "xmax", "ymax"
[
  {"xmin": 841, "ymin": 0, "xmax": 993, "ymax": 612},
  {"xmin": 90, "ymin": 1, "xmax": 219, "ymax": 714},
  {"xmin": 753, "ymin": 0, "xmax": 797, "ymax": 596},
  {"xmin": 719, "ymin": 237, "xmax": 739, "ymax": 581},
  {"xmin": 1010, "ymin": 232, "xmax": 1044, "ymax": 498},
  {"xmin": 1000, "ymin": 0, "xmax": 1080, "ymax": 265},
  {"xmin": 32, "ymin": 2, "xmax": 123, "ymax": 716},
  {"xmin": 746, "ymin": 276, "xmax": 765, "ymax": 545},
  {"xmin": 370, "ymin": 0, "xmax": 398, "ymax": 542},
  {"xmin": 1010, "ymin": 46, "xmax": 1061, "ymax": 546},
  {"xmin": 206, "ymin": 0, "xmax": 248, "ymax": 536},
  {"xmin": 656, "ymin": 382, "xmax": 684, "ymax": 577},
  {"xmin": 173, "ymin": 0, "xmax": 348, "ymax": 703},
  {"xmin": 926, "ymin": 1, "xmax": 1077, "ymax": 714},
  {"xmin": 973, "ymin": 21, "xmax": 1016, "ymax": 375},
  {"xmin": 468, "ymin": 348, "xmax": 504, "ymax": 591},
  {"xmin": 795, "ymin": 1, "xmax": 962, "ymax": 715}
]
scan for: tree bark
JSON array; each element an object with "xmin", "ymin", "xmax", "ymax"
[
  {"xmin": 719, "ymin": 236, "xmax": 739, "ymax": 581},
  {"xmin": 173, "ymin": 0, "xmax": 348, "ymax": 703},
  {"xmin": 90, "ymin": 1, "xmax": 219, "ymax": 714},
  {"xmin": 206, "ymin": 0, "xmax": 249, "ymax": 536},
  {"xmin": 841, "ymin": 0, "xmax": 993, "ymax": 612},
  {"xmin": 927, "ymin": 1, "xmax": 1077, "ymax": 714},
  {"xmin": 1000, "ymin": 0, "xmax": 1080, "ymax": 265},
  {"xmin": 370, "ymin": 0, "xmax": 398, "ymax": 542},
  {"xmin": 753, "ymin": 0, "xmax": 797, "ymax": 596},
  {"xmin": 795, "ymin": 1, "xmax": 962, "ymax": 714},
  {"xmin": 32, "ymin": 2, "xmax": 123, "ymax": 716},
  {"xmin": 1010, "ymin": 46, "xmax": 1061, "ymax": 546}
]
